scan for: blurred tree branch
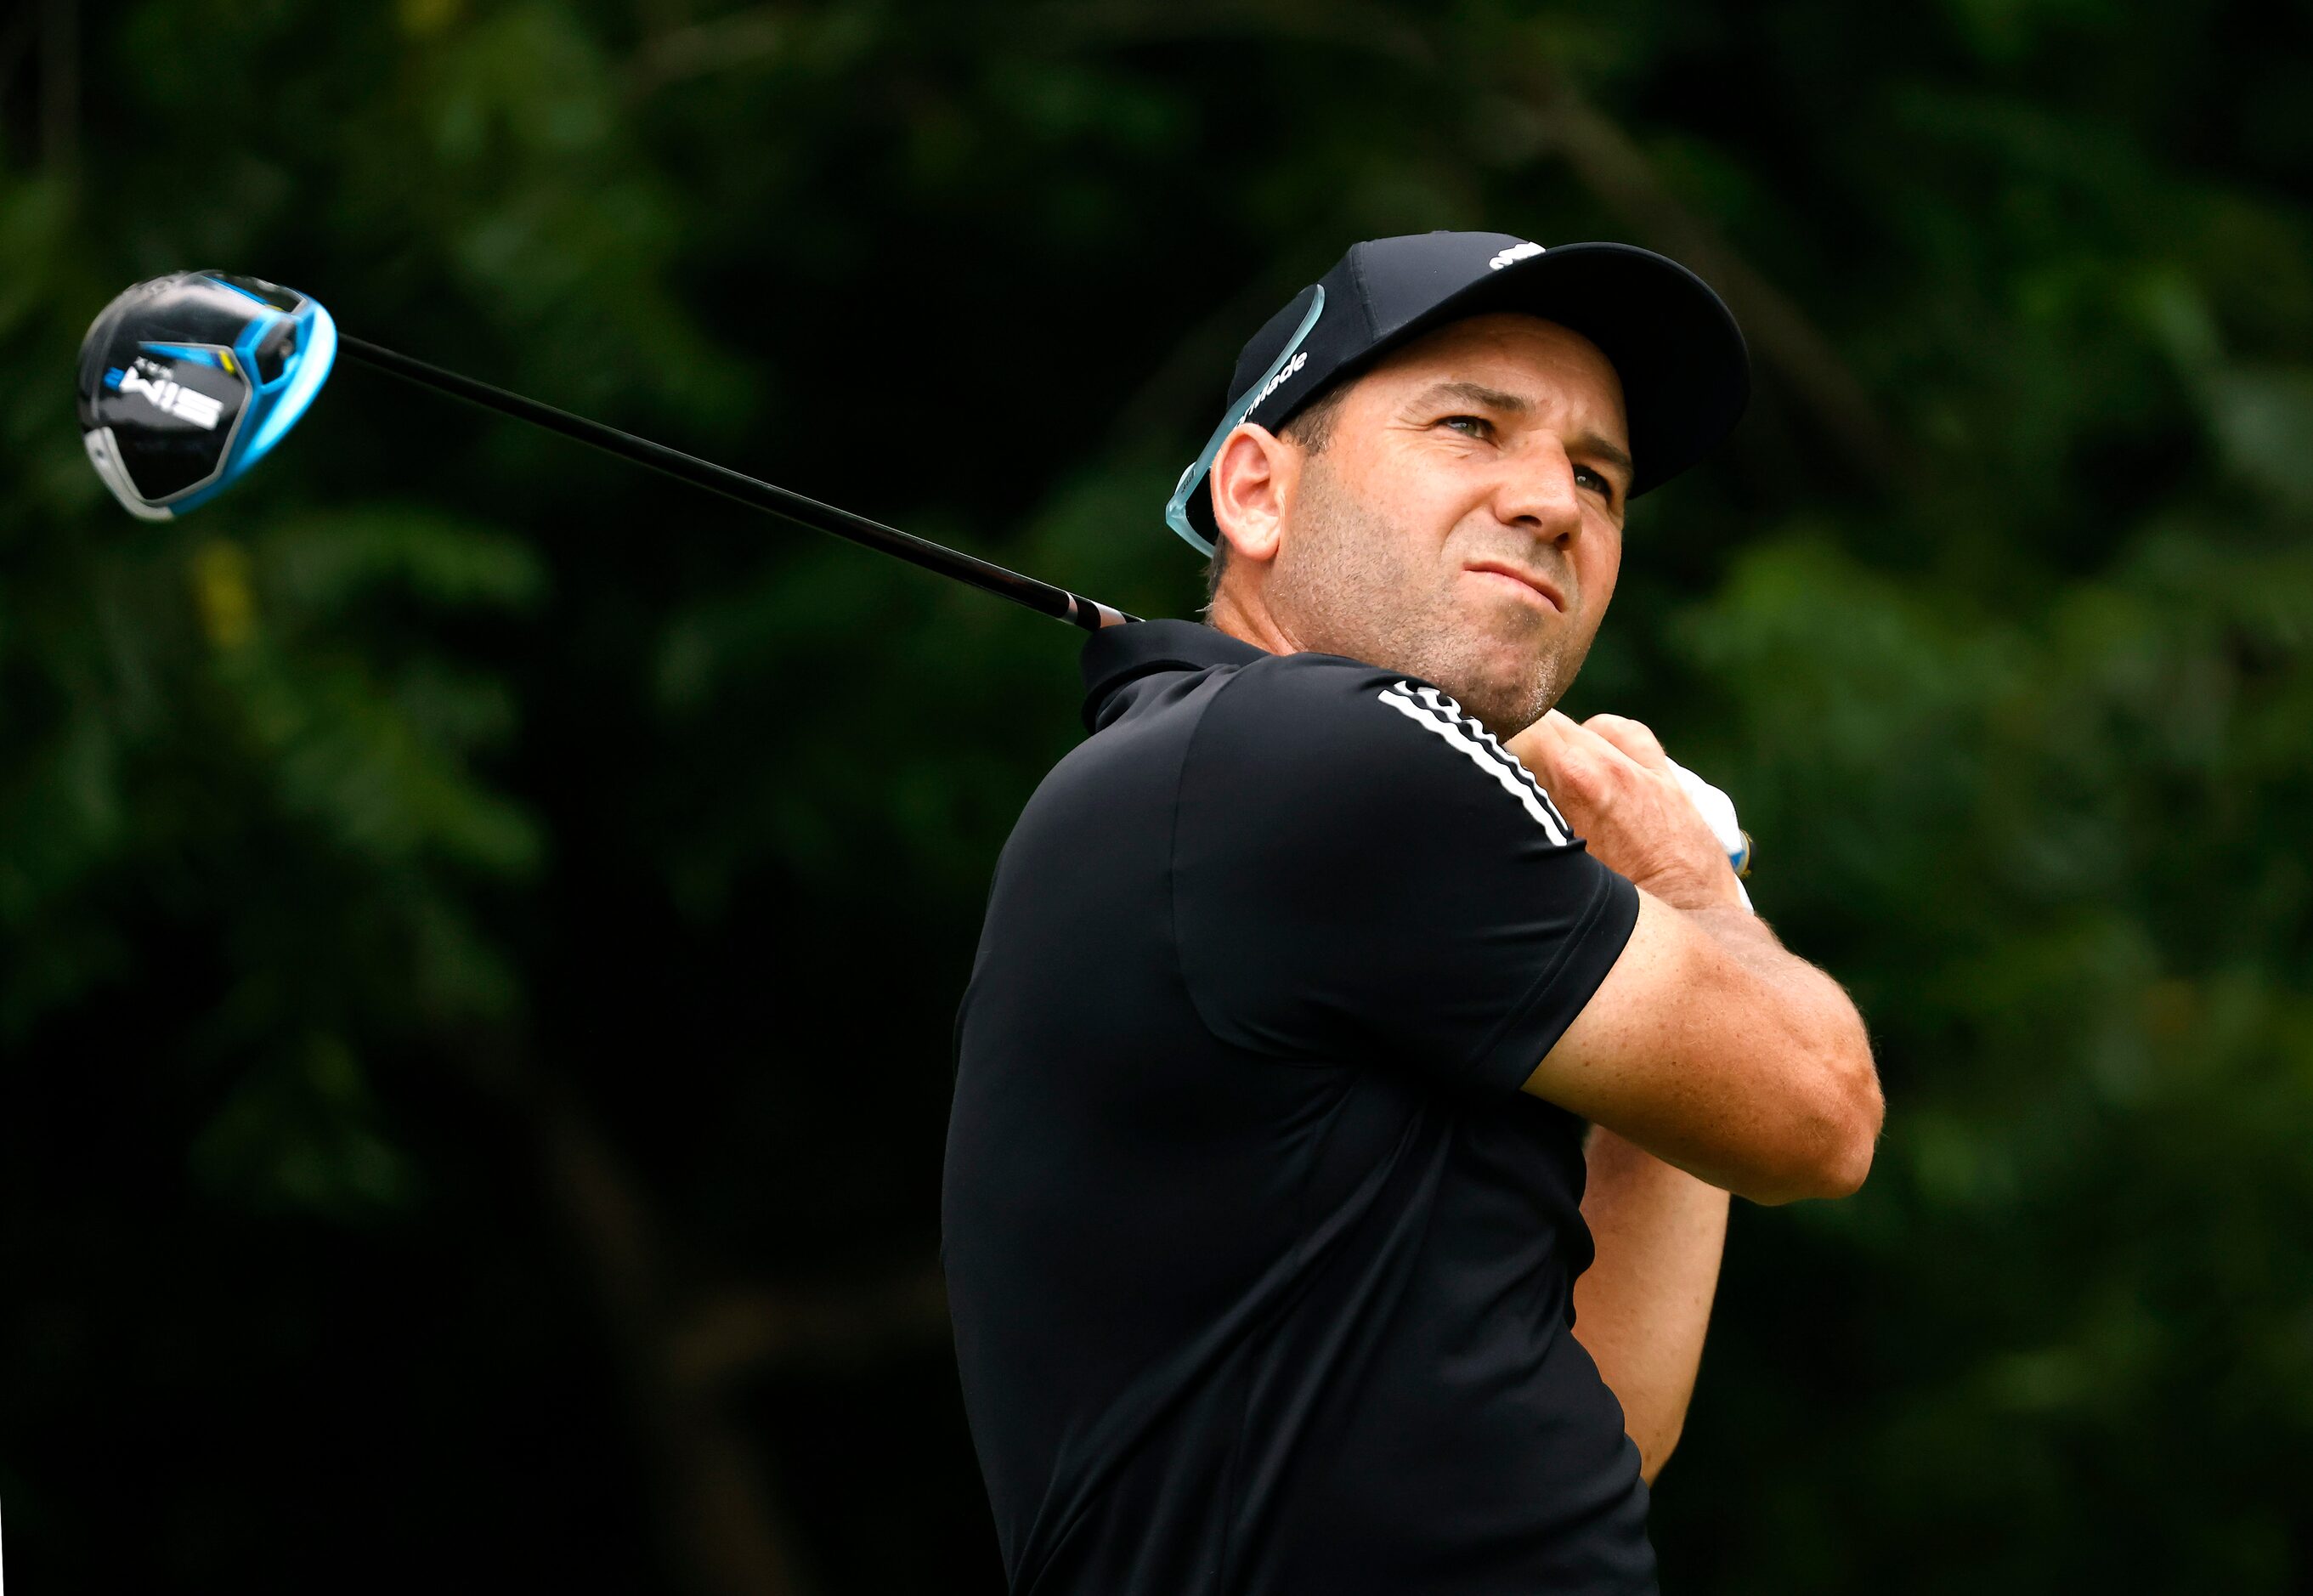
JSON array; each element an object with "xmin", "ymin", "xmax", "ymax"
[
  {"xmin": 462, "ymin": 1039, "xmax": 818, "ymax": 1596},
  {"xmin": 1098, "ymin": 265, "xmax": 1312, "ymax": 457},
  {"xmin": 628, "ymin": 5, "xmax": 795, "ymax": 98},
  {"xmin": 1504, "ymin": 58, "xmax": 1914, "ymax": 493},
  {"xmin": 636, "ymin": 0, "xmax": 698, "ymax": 41},
  {"xmin": 1038, "ymin": 0, "xmax": 1910, "ymax": 492},
  {"xmin": 617, "ymin": 0, "xmax": 1910, "ymax": 492},
  {"xmin": 1033, "ymin": 0, "xmax": 1434, "ymax": 60},
  {"xmin": 671, "ymin": 1269, "xmax": 952, "ymax": 1390}
]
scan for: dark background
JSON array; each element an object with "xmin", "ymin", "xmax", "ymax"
[{"xmin": 5, "ymin": 1, "xmax": 2312, "ymax": 1591}]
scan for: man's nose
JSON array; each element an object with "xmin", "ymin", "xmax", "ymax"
[{"xmin": 1491, "ymin": 443, "xmax": 1586, "ymax": 541}]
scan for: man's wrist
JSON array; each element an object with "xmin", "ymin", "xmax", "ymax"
[
  {"xmin": 1677, "ymin": 899, "xmax": 1794, "ymax": 981},
  {"xmin": 1634, "ymin": 869, "xmax": 1750, "ymax": 917}
]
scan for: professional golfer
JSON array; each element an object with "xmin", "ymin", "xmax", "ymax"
[{"xmin": 942, "ymin": 231, "xmax": 1883, "ymax": 1595}]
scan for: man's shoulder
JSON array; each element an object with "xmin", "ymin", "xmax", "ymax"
[
  {"xmin": 1209, "ymin": 648, "xmax": 1455, "ymax": 733},
  {"xmin": 1075, "ymin": 620, "xmax": 1443, "ymax": 752},
  {"xmin": 1068, "ymin": 642, "xmax": 1384, "ymax": 766},
  {"xmin": 1216, "ymin": 653, "xmax": 1557, "ymax": 797},
  {"xmin": 1140, "ymin": 648, "xmax": 1380, "ymax": 738},
  {"xmin": 1057, "ymin": 632, "xmax": 1573, "ymax": 850},
  {"xmin": 1214, "ymin": 646, "xmax": 1405, "ymax": 708},
  {"xmin": 1159, "ymin": 654, "xmax": 1575, "ymax": 857},
  {"xmin": 1072, "ymin": 647, "xmax": 1439, "ymax": 792}
]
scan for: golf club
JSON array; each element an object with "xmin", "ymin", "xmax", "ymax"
[{"xmin": 76, "ymin": 270, "xmax": 1136, "ymax": 631}]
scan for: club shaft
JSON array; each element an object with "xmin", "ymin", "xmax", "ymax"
[{"xmin": 336, "ymin": 336, "xmax": 1134, "ymax": 631}]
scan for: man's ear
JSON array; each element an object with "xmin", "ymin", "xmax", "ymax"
[{"xmin": 1209, "ymin": 422, "xmax": 1294, "ymax": 566}]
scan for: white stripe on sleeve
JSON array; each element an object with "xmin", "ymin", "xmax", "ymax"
[{"xmin": 1376, "ymin": 682, "xmax": 1569, "ymax": 845}]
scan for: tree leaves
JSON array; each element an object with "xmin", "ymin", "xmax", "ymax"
[{"xmin": 6, "ymin": 0, "xmax": 2313, "ymax": 1589}]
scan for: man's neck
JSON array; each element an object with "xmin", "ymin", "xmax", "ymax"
[{"xmin": 1207, "ymin": 587, "xmax": 1300, "ymax": 657}]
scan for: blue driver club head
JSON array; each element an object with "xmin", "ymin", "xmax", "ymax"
[{"xmin": 76, "ymin": 270, "xmax": 338, "ymax": 521}]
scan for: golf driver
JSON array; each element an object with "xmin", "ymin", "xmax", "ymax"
[{"xmin": 76, "ymin": 270, "xmax": 1134, "ymax": 631}]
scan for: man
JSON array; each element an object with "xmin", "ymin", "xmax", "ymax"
[{"xmin": 942, "ymin": 231, "xmax": 1882, "ymax": 1595}]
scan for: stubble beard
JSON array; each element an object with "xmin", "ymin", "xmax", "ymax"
[{"xmin": 1267, "ymin": 459, "xmax": 1596, "ymax": 738}]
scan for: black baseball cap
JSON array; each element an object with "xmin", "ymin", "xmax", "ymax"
[{"xmin": 1166, "ymin": 231, "xmax": 1750, "ymax": 552}]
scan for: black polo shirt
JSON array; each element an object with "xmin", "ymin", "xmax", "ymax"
[{"xmin": 943, "ymin": 620, "xmax": 1651, "ymax": 1596}]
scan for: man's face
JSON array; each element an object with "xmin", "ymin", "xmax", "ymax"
[{"xmin": 1258, "ymin": 313, "xmax": 1632, "ymax": 736}]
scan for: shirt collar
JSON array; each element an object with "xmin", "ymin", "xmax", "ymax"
[{"xmin": 1080, "ymin": 620, "xmax": 1270, "ymax": 730}]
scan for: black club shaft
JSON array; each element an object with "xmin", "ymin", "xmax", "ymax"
[{"xmin": 336, "ymin": 335, "xmax": 1135, "ymax": 632}]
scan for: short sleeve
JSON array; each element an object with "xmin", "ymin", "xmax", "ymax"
[{"xmin": 1173, "ymin": 657, "xmax": 1639, "ymax": 1095}]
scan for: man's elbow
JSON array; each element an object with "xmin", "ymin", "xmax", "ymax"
[
  {"xmin": 1811, "ymin": 1066, "xmax": 1883, "ymax": 1199},
  {"xmin": 1637, "ymin": 1418, "xmax": 1684, "ymax": 1486},
  {"xmin": 1752, "ymin": 1031, "xmax": 1884, "ymax": 1204}
]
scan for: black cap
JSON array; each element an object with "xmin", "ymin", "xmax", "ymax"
[{"xmin": 1172, "ymin": 231, "xmax": 1750, "ymax": 551}]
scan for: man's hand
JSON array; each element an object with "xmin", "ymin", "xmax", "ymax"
[
  {"xmin": 1506, "ymin": 710, "xmax": 1881, "ymax": 1205},
  {"xmin": 1508, "ymin": 711, "xmax": 1744, "ymax": 914}
]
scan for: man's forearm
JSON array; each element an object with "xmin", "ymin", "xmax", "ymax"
[{"xmin": 1571, "ymin": 1125, "xmax": 1730, "ymax": 1485}]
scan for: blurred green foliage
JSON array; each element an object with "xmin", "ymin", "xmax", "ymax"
[{"xmin": 3, "ymin": 1, "xmax": 2310, "ymax": 1592}]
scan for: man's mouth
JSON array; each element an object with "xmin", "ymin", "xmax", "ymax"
[{"xmin": 1463, "ymin": 559, "xmax": 1564, "ymax": 614}]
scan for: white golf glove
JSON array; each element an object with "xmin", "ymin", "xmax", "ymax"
[{"xmin": 1666, "ymin": 759, "xmax": 1753, "ymax": 912}]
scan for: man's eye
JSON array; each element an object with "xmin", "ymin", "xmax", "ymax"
[
  {"xmin": 1439, "ymin": 414, "xmax": 1493, "ymax": 439},
  {"xmin": 1574, "ymin": 464, "xmax": 1615, "ymax": 498}
]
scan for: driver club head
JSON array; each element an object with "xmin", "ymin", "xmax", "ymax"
[{"xmin": 76, "ymin": 270, "xmax": 336, "ymax": 521}]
